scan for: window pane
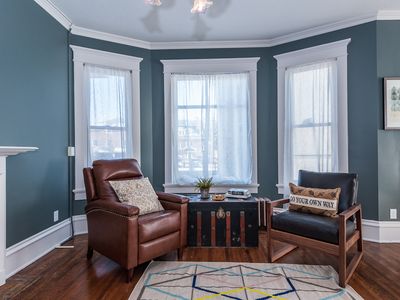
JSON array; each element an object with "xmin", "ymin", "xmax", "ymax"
[
  {"xmin": 292, "ymin": 126, "xmax": 332, "ymax": 156},
  {"xmin": 84, "ymin": 65, "xmax": 133, "ymax": 164},
  {"xmin": 171, "ymin": 73, "xmax": 252, "ymax": 185},
  {"xmin": 177, "ymin": 108, "xmax": 218, "ymax": 177},
  {"xmin": 292, "ymin": 65, "xmax": 333, "ymax": 126},
  {"xmin": 89, "ymin": 128, "xmax": 128, "ymax": 161}
]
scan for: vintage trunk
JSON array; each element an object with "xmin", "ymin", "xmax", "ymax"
[{"xmin": 187, "ymin": 196, "xmax": 258, "ymax": 247}]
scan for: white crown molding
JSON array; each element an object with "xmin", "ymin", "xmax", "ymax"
[
  {"xmin": 34, "ymin": 0, "xmax": 72, "ymax": 30},
  {"xmin": 377, "ymin": 10, "xmax": 400, "ymax": 20},
  {"xmin": 152, "ymin": 39, "xmax": 271, "ymax": 50},
  {"xmin": 33, "ymin": 3, "xmax": 400, "ymax": 50},
  {"xmin": 71, "ymin": 25, "xmax": 152, "ymax": 50},
  {"xmin": 268, "ymin": 14, "xmax": 375, "ymax": 47}
]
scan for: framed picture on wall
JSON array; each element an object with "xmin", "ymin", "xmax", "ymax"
[{"xmin": 384, "ymin": 77, "xmax": 400, "ymax": 130}]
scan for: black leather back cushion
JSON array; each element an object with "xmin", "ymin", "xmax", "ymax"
[{"xmin": 297, "ymin": 170, "xmax": 358, "ymax": 213}]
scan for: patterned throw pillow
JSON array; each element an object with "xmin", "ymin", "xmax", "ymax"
[
  {"xmin": 109, "ymin": 177, "xmax": 164, "ymax": 216},
  {"xmin": 289, "ymin": 183, "xmax": 341, "ymax": 218}
]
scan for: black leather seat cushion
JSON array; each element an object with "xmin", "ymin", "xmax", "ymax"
[
  {"xmin": 272, "ymin": 211, "xmax": 356, "ymax": 244},
  {"xmin": 298, "ymin": 170, "xmax": 358, "ymax": 213}
]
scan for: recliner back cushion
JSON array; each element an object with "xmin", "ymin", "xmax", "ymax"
[
  {"xmin": 92, "ymin": 159, "xmax": 143, "ymax": 202},
  {"xmin": 297, "ymin": 170, "xmax": 358, "ymax": 213}
]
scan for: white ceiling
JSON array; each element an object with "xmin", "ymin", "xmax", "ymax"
[{"xmin": 50, "ymin": 0, "xmax": 400, "ymax": 43}]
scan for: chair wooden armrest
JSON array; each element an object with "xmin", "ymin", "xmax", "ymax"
[
  {"xmin": 339, "ymin": 203, "xmax": 361, "ymax": 221},
  {"xmin": 266, "ymin": 198, "xmax": 290, "ymax": 208}
]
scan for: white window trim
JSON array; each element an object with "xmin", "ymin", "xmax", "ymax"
[
  {"xmin": 161, "ymin": 58, "xmax": 260, "ymax": 194},
  {"xmin": 70, "ymin": 45, "xmax": 143, "ymax": 200},
  {"xmin": 274, "ymin": 39, "xmax": 351, "ymax": 195}
]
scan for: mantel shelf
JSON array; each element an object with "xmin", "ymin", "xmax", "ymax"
[{"xmin": 0, "ymin": 147, "xmax": 38, "ymax": 157}]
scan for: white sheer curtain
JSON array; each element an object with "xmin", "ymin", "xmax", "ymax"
[
  {"xmin": 83, "ymin": 64, "xmax": 133, "ymax": 165},
  {"xmin": 171, "ymin": 72, "xmax": 252, "ymax": 185},
  {"xmin": 283, "ymin": 60, "xmax": 338, "ymax": 193}
]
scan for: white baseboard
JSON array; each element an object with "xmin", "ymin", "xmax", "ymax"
[
  {"xmin": 362, "ymin": 219, "xmax": 400, "ymax": 243},
  {"xmin": 72, "ymin": 215, "xmax": 88, "ymax": 235},
  {"xmin": 4, "ymin": 215, "xmax": 88, "ymax": 281}
]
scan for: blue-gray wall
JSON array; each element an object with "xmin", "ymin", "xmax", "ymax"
[
  {"xmin": 2, "ymin": 3, "xmax": 399, "ymax": 248},
  {"xmin": 377, "ymin": 21, "xmax": 400, "ymax": 221},
  {"xmin": 0, "ymin": 0, "xmax": 69, "ymax": 246}
]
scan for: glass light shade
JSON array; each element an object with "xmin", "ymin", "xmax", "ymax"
[
  {"xmin": 191, "ymin": 0, "xmax": 213, "ymax": 13},
  {"xmin": 145, "ymin": 0, "xmax": 162, "ymax": 6}
]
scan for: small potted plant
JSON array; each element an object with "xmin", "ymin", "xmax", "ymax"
[{"xmin": 195, "ymin": 177, "xmax": 214, "ymax": 199}]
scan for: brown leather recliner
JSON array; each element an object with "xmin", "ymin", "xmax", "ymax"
[{"xmin": 83, "ymin": 159, "xmax": 188, "ymax": 282}]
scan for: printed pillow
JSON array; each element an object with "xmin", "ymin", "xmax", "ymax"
[
  {"xmin": 289, "ymin": 183, "xmax": 341, "ymax": 218},
  {"xmin": 109, "ymin": 177, "xmax": 164, "ymax": 216}
]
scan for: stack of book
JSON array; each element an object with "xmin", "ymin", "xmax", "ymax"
[{"xmin": 225, "ymin": 188, "xmax": 251, "ymax": 199}]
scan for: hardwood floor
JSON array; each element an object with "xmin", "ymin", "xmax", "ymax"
[{"xmin": 0, "ymin": 232, "xmax": 399, "ymax": 300}]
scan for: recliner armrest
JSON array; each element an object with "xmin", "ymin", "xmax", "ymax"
[
  {"xmin": 85, "ymin": 200, "xmax": 140, "ymax": 217},
  {"xmin": 156, "ymin": 192, "xmax": 189, "ymax": 204}
]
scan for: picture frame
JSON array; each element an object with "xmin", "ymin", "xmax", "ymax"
[{"xmin": 384, "ymin": 77, "xmax": 400, "ymax": 130}]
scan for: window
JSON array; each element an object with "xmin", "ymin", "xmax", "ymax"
[
  {"xmin": 71, "ymin": 46, "xmax": 142, "ymax": 200},
  {"xmin": 85, "ymin": 65, "xmax": 133, "ymax": 162},
  {"xmin": 275, "ymin": 39, "xmax": 350, "ymax": 195},
  {"xmin": 162, "ymin": 58, "xmax": 260, "ymax": 193}
]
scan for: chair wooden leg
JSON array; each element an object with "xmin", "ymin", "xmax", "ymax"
[
  {"xmin": 178, "ymin": 247, "xmax": 184, "ymax": 260},
  {"xmin": 126, "ymin": 268, "xmax": 134, "ymax": 283},
  {"xmin": 86, "ymin": 246, "xmax": 93, "ymax": 259},
  {"xmin": 356, "ymin": 208, "xmax": 363, "ymax": 252},
  {"xmin": 338, "ymin": 251, "xmax": 346, "ymax": 287},
  {"xmin": 339, "ymin": 215, "xmax": 347, "ymax": 288},
  {"xmin": 266, "ymin": 202, "xmax": 273, "ymax": 263}
]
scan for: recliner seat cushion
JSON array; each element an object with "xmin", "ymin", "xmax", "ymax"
[
  {"xmin": 272, "ymin": 211, "xmax": 356, "ymax": 244},
  {"xmin": 138, "ymin": 210, "xmax": 180, "ymax": 243}
]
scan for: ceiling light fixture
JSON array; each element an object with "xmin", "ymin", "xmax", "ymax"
[
  {"xmin": 191, "ymin": 0, "xmax": 213, "ymax": 14},
  {"xmin": 145, "ymin": 0, "xmax": 162, "ymax": 6},
  {"xmin": 145, "ymin": 0, "xmax": 213, "ymax": 14}
]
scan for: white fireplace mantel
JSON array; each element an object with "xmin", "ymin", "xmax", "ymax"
[{"xmin": 0, "ymin": 146, "xmax": 38, "ymax": 285}]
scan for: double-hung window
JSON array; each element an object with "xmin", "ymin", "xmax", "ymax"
[
  {"xmin": 71, "ymin": 46, "xmax": 142, "ymax": 200},
  {"xmin": 275, "ymin": 39, "xmax": 350, "ymax": 194},
  {"xmin": 162, "ymin": 58, "xmax": 260, "ymax": 193}
]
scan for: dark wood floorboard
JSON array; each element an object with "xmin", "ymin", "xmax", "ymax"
[{"xmin": 0, "ymin": 232, "xmax": 399, "ymax": 300}]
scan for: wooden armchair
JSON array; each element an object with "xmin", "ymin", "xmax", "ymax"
[{"xmin": 266, "ymin": 170, "xmax": 363, "ymax": 287}]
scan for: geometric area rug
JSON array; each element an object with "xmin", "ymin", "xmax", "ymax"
[{"xmin": 129, "ymin": 261, "xmax": 363, "ymax": 300}]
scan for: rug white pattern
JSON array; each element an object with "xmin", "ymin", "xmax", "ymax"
[{"xmin": 129, "ymin": 261, "xmax": 363, "ymax": 300}]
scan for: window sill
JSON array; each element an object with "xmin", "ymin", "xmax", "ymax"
[
  {"xmin": 163, "ymin": 184, "xmax": 259, "ymax": 194},
  {"xmin": 276, "ymin": 183, "xmax": 286, "ymax": 195},
  {"xmin": 73, "ymin": 188, "xmax": 86, "ymax": 201}
]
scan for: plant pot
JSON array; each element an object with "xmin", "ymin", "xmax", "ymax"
[{"xmin": 200, "ymin": 189, "xmax": 210, "ymax": 199}]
